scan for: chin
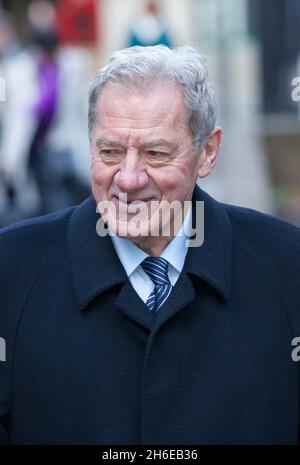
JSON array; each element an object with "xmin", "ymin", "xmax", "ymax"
[{"xmin": 110, "ymin": 220, "xmax": 153, "ymax": 240}]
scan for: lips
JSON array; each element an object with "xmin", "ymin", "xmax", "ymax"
[
  {"xmin": 112, "ymin": 195, "xmax": 156, "ymax": 215},
  {"xmin": 113, "ymin": 195, "xmax": 153, "ymax": 204}
]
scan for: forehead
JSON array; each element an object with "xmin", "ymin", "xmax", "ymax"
[{"xmin": 96, "ymin": 82, "xmax": 188, "ymax": 133}]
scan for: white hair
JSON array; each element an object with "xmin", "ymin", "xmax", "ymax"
[{"xmin": 88, "ymin": 45, "xmax": 217, "ymax": 149}]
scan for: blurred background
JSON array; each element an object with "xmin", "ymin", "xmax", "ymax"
[{"xmin": 0, "ymin": 0, "xmax": 299, "ymax": 227}]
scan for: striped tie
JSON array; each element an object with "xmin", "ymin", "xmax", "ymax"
[{"xmin": 141, "ymin": 257, "xmax": 172, "ymax": 313}]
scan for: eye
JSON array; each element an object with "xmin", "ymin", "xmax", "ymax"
[
  {"xmin": 147, "ymin": 150, "xmax": 167, "ymax": 158},
  {"xmin": 100, "ymin": 149, "xmax": 120, "ymax": 155},
  {"xmin": 99, "ymin": 149, "xmax": 124, "ymax": 160},
  {"xmin": 145, "ymin": 150, "xmax": 173, "ymax": 163}
]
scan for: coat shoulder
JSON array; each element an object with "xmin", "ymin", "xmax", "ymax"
[
  {"xmin": 223, "ymin": 202, "xmax": 300, "ymax": 333},
  {"xmin": 0, "ymin": 206, "xmax": 75, "ymax": 316},
  {"xmin": 223, "ymin": 202, "xmax": 300, "ymax": 250},
  {"xmin": 0, "ymin": 206, "xmax": 75, "ymax": 267}
]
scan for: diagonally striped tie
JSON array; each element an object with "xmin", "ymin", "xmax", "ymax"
[{"xmin": 141, "ymin": 257, "xmax": 172, "ymax": 313}]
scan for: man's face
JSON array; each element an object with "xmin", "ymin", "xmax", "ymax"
[{"xmin": 90, "ymin": 81, "xmax": 213, "ymax": 246}]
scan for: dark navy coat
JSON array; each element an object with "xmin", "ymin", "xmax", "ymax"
[{"xmin": 1, "ymin": 185, "xmax": 300, "ymax": 444}]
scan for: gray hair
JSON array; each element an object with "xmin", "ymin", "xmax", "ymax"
[{"xmin": 88, "ymin": 45, "xmax": 217, "ymax": 149}]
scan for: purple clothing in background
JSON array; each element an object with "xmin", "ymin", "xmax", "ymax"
[{"xmin": 32, "ymin": 55, "xmax": 59, "ymax": 145}]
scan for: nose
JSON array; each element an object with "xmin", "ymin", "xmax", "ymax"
[{"xmin": 114, "ymin": 149, "xmax": 148, "ymax": 192}]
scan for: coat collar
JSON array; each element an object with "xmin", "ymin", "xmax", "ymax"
[
  {"xmin": 68, "ymin": 184, "xmax": 232, "ymax": 311},
  {"xmin": 183, "ymin": 185, "xmax": 232, "ymax": 301}
]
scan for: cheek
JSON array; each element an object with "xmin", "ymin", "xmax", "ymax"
[
  {"xmin": 154, "ymin": 165, "xmax": 189, "ymax": 190},
  {"xmin": 91, "ymin": 166, "xmax": 111, "ymax": 203},
  {"xmin": 91, "ymin": 164, "xmax": 103, "ymax": 185},
  {"xmin": 153, "ymin": 164, "xmax": 196, "ymax": 202},
  {"xmin": 92, "ymin": 162, "xmax": 113, "ymax": 187},
  {"xmin": 151, "ymin": 170, "xmax": 176, "ymax": 193}
]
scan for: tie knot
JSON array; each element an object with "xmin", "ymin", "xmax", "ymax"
[{"xmin": 141, "ymin": 256, "xmax": 170, "ymax": 286}]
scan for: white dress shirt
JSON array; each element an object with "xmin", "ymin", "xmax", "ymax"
[{"xmin": 110, "ymin": 205, "xmax": 192, "ymax": 303}]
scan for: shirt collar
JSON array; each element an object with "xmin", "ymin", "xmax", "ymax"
[
  {"xmin": 68, "ymin": 184, "xmax": 232, "ymax": 311},
  {"xmin": 110, "ymin": 234, "xmax": 148, "ymax": 277}
]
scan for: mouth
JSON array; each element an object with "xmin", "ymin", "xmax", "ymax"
[
  {"xmin": 112, "ymin": 195, "xmax": 155, "ymax": 214},
  {"xmin": 112, "ymin": 195, "xmax": 154, "ymax": 204}
]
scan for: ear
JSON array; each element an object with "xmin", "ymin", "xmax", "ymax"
[{"xmin": 197, "ymin": 127, "xmax": 222, "ymax": 178}]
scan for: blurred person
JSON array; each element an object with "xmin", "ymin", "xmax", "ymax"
[
  {"xmin": 0, "ymin": 45, "xmax": 300, "ymax": 445},
  {"xmin": 27, "ymin": 0, "xmax": 57, "ymax": 32},
  {"xmin": 0, "ymin": 0, "xmax": 60, "ymax": 220},
  {"xmin": 128, "ymin": 0, "xmax": 172, "ymax": 48},
  {"xmin": 0, "ymin": 9, "xmax": 20, "ymax": 61},
  {"xmin": 0, "ymin": 0, "xmax": 91, "ymax": 224},
  {"xmin": 26, "ymin": 3, "xmax": 61, "ymax": 215},
  {"xmin": 0, "ymin": 8, "xmax": 21, "ymax": 218}
]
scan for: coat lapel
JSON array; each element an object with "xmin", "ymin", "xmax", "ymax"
[{"xmin": 68, "ymin": 184, "xmax": 233, "ymax": 330}]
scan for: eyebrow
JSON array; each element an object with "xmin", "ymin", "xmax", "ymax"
[
  {"xmin": 95, "ymin": 138, "xmax": 126, "ymax": 149},
  {"xmin": 95, "ymin": 137, "xmax": 176, "ymax": 150},
  {"xmin": 142, "ymin": 139, "xmax": 177, "ymax": 150}
]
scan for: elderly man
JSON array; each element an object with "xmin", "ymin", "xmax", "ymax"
[{"xmin": 0, "ymin": 45, "xmax": 300, "ymax": 445}]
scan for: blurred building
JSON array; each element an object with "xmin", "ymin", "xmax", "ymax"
[
  {"xmin": 0, "ymin": 0, "xmax": 299, "ymax": 226},
  {"xmin": 249, "ymin": 0, "xmax": 300, "ymax": 224}
]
